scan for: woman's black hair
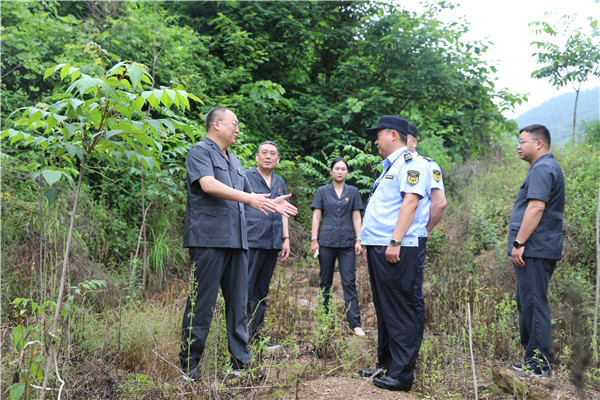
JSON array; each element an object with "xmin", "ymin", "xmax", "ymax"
[{"xmin": 330, "ymin": 157, "xmax": 349, "ymax": 171}]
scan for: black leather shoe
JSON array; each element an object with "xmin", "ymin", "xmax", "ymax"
[
  {"xmin": 182, "ymin": 367, "xmax": 202, "ymax": 382},
  {"xmin": 358, "ymin": 368, "xmax": 386, "ymax": 378},
  {"xmin": 373, "ymin": 375, "xmax": 412, "ymax": 391}
]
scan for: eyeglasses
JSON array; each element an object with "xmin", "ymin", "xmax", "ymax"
[
  {"xmin": 516, "ymin": 139, "xmax": 539, "ymax": 147},
  {"xmin": 218, "ymin": 119, "xmax": 239, "ymax": 129},
  {"xmin": 259, "ymin": 150, "xmax": 278, "ymax": 157}
]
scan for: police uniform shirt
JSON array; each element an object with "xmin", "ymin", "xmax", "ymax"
[
  {"xmin": 244, "ymin": 167, "xmax": 288, "ymax": 250},
  {"xmin": 507, "ymin": 153, "xmax": 565, "ymax": 260},
  {"xmin": 183, "ymin": 137, "xmax": 250, "ymax": 249},
  {"xmin": 412, "ymin": 153, "xmax": 445, "ymax": 238},
  {"xmin": 361, "ymin": 147, "xmax": 427, "ymax": 247},
  {"xmin": 311, "ymin": 183, "xmax": 364, "ymax": 248}
]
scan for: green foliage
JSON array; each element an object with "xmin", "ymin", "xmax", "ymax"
[
  {"xmin": 556, "ymin": 143, "xmax": 600, "ymax": 278},
  {"xmin": 1, "ymin": 2, "xmax": 87, "ymax": 119},
  {"xmin": 582, "ymin": 119, "xmax": 600, "ymax": 144},
  {"xmin": 530, "ymin": 15, "xmax": 600, "ymax": 143},
  {"xmin": 514, "ymin": 87, "xmax": 599, "ymax": 146},
  {"xmin": 530, "ymin": 15, "xmax": 600, "ymax": 90},
  {"xmin": 8, "ymin": 280, "xmax": 106, "ymax": 399}
]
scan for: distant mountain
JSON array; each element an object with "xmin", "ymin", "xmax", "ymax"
[{"xmin": 513, "ymin": 87, "xmax": 599, "ymax": 145}]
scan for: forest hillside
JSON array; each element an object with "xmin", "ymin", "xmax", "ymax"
[{"xmin": 514, "ymin": 87, "xmax": 600, "ymax": 146}]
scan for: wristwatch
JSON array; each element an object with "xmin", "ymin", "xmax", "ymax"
[
  {"xmin": 513, "ymin": 239, "xmax": 525, "ymax": 249},
  {"xmin": 390, "ymin": 239, "xmax": 402, "ymax": 246}
]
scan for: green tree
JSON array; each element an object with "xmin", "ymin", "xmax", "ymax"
[
  {"xmin": 1, "ymin": 42, "xmax": 200, "ymax": 398},
  {"xmin": 168, "ymin": 1, "xmax": 518, "ymax": 163},
  {"xmin": 530, "ymin": 15, "xmax": 600, "ymax": 145}
]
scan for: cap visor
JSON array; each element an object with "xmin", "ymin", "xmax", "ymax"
[{"xmin": 365, "ymin": 127, "xmax": 379, "ymax": 136}]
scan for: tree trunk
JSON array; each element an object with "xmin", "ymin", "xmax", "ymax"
[
  {"xmin": 141, "ymin": 165, "xmax": 148, "ymax": 289},
  {"xmin": 572, "ymin": 88, "xmax": 580, "ymax": 145},
  {"xmin": 593, "ymin": 181, "xmax": 600, "ymax": 361},
  {"xmin": 39, "ymin": 155, "xmax": 87, "ymax": 400}
]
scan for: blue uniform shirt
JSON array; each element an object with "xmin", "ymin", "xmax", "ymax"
[
  {"xmin": 507, "ymin": 153, "xmax": 565, "ymax": 260},
  {"xmin": 183, "ymin": 137, "xmax": 250, "ymax": 249},
  {"xmin": 361, "ymin": 147, "xmax": 427, "ymax": 247},
  {"xmin": 412, "ymin": 153, "xmax": 445, "ymax": 238},
  {"xmin": 311, "ymin": 183, "xmax": 364, "ymax": 248},
  {"xmin": 244, "ymin": 167, "xmax": 288, "ymax": 250}
]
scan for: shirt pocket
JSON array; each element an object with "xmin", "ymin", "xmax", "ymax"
[
  {"xmin": 232, "ymin": 167, "xmax": 245, "ymax": 190},
  {"xmin": 246, "ymin": 218, "xmax": 264, "ymax": 241},
  {"xmin": 212, "ymin": 164, "xmax": 229, "ymax": 184},
  {"xmin": 193, "ymin": 207, "xmax": 230, "ymax": 240}
]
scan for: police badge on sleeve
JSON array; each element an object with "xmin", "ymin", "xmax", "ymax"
[
  {"xmin": 433, "ymin": 169, "xmax": 441, "ymax": 182},
  {"xmin": 407, "ymin": 170, "xmax": 420, "ymax": 186}
]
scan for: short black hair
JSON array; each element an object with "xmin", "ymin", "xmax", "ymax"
[
  {"xmin": 520, "ymin": 124, "xmax": 551, "ymax": 148},
  {"xmin": 258, "ymin": 140, "xmax": 280, "ymax": 156},
  {"xmin": 330, "ymin": 157, "xmax": 349, "ymax": 171},
  {"xmin": 205, "ymin": 106, "xmax": 233, "ymax": 132}
]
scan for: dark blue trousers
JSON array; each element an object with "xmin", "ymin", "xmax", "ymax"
[
  {"xmin": 366, "ymin": 245, "xmax": 422, "ymax": 382},
  {"xmin": 514, "ymin": 257, "xmax": 556, "ymax": 368},
  {"xmin": 318, "ymin": 246, "xmax": 361, "ymax": 328},
  {"xmin": 180, "ymin": 247, "xmax": 251, "ymax": 371},
  {"xmin": 247, "ymin": 248, "xmax": 279, "ymax": 339},
  {"xmin": 416, "ymin": 237, "xmax": 427, "ymax": 341}
]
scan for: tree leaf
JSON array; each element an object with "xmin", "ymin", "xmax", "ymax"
[
  {"xmin": 145, "ymin": 119, "xmax": 161, "ymax": 136},
  {"xmin": 9, "ymin": 383, "xmax": 25, "ymax": 400},
  {"xmin": 41, "ymin": 169, "xmax": 62, "ymax": 186},
  {"xmin": 67, "ymin": 77, "xmax": 102, "ymax": 96},
  {"xmin": 64, "ymin": 143, "xmax": 84, "ymax": 159},
  {"xmin": 46, "ymin": 187, "xmax": 59, "ymax": 205},
  {"xmin": 126, "ymin": 64, "xmax": 143, "ymax": 89}
]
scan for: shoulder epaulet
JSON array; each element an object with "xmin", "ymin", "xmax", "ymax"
[
  {"xmin": 404, "ymin": 152, "xmax": 412, "ymax": 162},
  {"xmin": 423, "ymin": 156, "xmax": 434, "ymax": 162}
]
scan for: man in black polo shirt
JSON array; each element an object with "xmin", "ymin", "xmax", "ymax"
[
  {"xmin": 245, "ymin": 141, "xmax": 290, "ymax": 348},
  {"xmin": 508, "ymin": 124, "xmax": 565, "ymax": 378},
  {"xmin": 180, "ymin": 107, "xmax": 297, "ymax": 380}
]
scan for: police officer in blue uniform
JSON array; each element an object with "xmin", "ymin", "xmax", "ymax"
[
  {"xmin": 180, "ymin": 107, "xmax": 297, "ymax": 380},
  {"xmin": 310, "ymin": 157, "xmax": 365, "ymax": 337},
  {"xmin": 406, "ymin": 123, "xmax": 447, "ymax": 355},
  {"xmin": 509, "ymin": 124, "xmax": 564, "ymax": 378},
  {"xmin": 245, "ymin": 141, "xmax": 290, "ymax": 348},
  {"xmin": 358, "ymin": 115, "xmax": 427, "ymax": 392}
]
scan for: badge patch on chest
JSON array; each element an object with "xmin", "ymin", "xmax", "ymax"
[
  {"xmin": 407, "ymin": 170, "xmax": 420, "ymax": 185},
  {"xmin": 433, "ymin": 169, "xmax": 441, "ymax": 182}
]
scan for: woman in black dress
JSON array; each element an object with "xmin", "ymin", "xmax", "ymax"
[{"xmin": 310, "ymin": 157, "xmax": 365, "ymax": 336}]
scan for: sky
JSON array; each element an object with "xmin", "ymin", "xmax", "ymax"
[{"xmin": 403, "ymin": 0, "xmax": 600, "ymax": 119}]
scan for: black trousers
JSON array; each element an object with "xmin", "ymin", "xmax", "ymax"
[
  {"xmin": 366, "ymin": 245, "xmax": 422, "ymax": 382},
  {"xmin": 318, "ymin": 246, "xmax": 361, "ymax": 328},
  {"xmin": 179, "ymin": 247, "xmax": 251, "ymax": 372},
  {"xmin": 416, "ymin": 237, "xmax": 428, "ymax": 340},
  {"xmin": 514, "ymin": 257, "xmax": 556, "ymax": 368},
  {"xmin": 247, "ymin": 248, "xmax": 279, "ymax": 339}
]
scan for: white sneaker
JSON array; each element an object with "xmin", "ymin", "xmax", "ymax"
[{"xmin": 353, "ymin": 327, "xmax": 366, "ymax": 337}]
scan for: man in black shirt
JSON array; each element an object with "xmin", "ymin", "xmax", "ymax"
[
  {"xmin": 508, "ymin": 124, "xmax": 565, "ymax": 378},
  {"xmin": 180, "ymin": 107, "xmax": 297, "ymax": 380},
  {"xmin": 245, "ymin": 141, "xmax": 290, "ymax": 348}
]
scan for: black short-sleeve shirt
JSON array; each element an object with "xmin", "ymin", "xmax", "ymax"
[
  {"xmin": 507, "ymin": 153, "xmax": 565, "ymax": 260},
  {"xmin": 311, "ymin": 183, "xmax": 364, "ymax": 248},
  {"xmin": 183, "ymin": 137, "xmax": 250, "ymax": 249},
  {"xmin": 244, "ymin": 167, "xmax": 288, "ymax": 250}
]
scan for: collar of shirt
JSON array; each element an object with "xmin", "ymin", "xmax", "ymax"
[
  {"xmin": 328, "ymin": 182, "xmax": 348, "ymax": 197},
  {"xmin": 203, "ymin": 136, "xmax": 230, "ymax": 162},
  {"xmin": 383, "ymin": 146, "xmax": 408, "ymax": 170}
]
